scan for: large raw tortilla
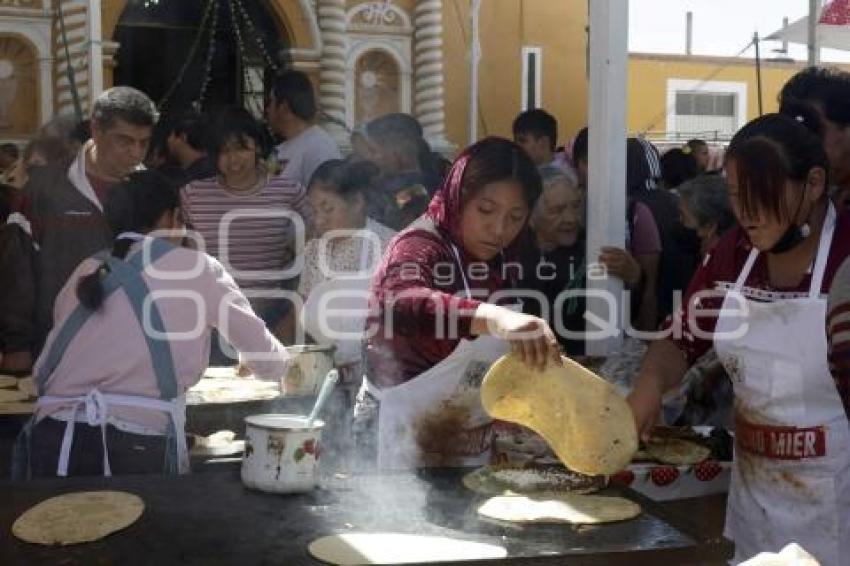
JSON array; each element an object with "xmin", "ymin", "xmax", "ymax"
[
  {"xmin": 481, "ymin": 354, "xmax": 637, "ymax": 476},
  {"xmin": 478, "ymin": 493, "xmax": 641, "ymax": 525},
  {"xmin": 308, "ymin": 533, "xmax": 507, "ymax": 565},
  {"xmin": 0, "ymin": 375, "xmax": 18, "ymax": 388},
  {"xmin": 646, "ymin": 438, "xmax": 711, "ymax": 465},
  {"xmin": 12, "ymin": 491, "xmax": 144, "ymax": 545},
  {"xmin": 0, "ymin": 389, "xmax": 28, "ymax": 402},
  {"xmin": 462, "ymin": 464, "xmax": 605, "ymax": 496}
]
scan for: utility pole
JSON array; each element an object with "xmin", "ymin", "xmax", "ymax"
[
  {"xmin": 754, "ymin": 32, "xmax": 763, "ymax": 116},
  {"xmin": 469, "ymin": 0, "xmax": 481, "ymax": 145},
  {"xmin": 586, "ymin": 0, "xmax": 628, "ymax": 355},
  {"xmin": 808, "ymin": 0, "xmax": 820, "ymax": 66}
]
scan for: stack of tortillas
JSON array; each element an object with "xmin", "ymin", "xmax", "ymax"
[
  {"xmin": 0, "ymin": 374, "xmax": 35, "ymax": 415},
  {"xmin": 645, "ymin": 437, "xmax": 711, "ymax": 465},
  {"xmin": 480, "ymin": 354, "xmax": 637, "ymax": 476},
  {"xmin": 462, "ymin": 463, "xmax": 606, "ymax": 496},
  {"xmin": 187, "ymin": 373, "xmax": 279, "ymax": 405},
  {"xmin": 12, "ymin": 491, "xmax": 144, "ymax": 545}
]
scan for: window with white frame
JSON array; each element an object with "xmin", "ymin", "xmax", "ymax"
[
  {"xmin": 666, "ymin": 79, "xmax": 747, "ymax": 141},
  {"xmin": 521, "ymin": 47, "xmax": 542, "ymax": 111}
]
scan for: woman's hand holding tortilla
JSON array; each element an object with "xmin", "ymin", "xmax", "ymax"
[{"xmin": 473, "ymin": 303, "xmax": 561, "ymax": 372}]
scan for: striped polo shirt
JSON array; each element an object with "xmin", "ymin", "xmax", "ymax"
[{"xmin": 180, "ymin": 173, "xmax": 311, "ymax": 290}]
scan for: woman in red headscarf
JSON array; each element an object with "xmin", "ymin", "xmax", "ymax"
[{"xmin": 354, "ymin": 137, "xmax": 561, "ymax": 469}]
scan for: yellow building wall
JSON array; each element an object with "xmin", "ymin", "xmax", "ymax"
[
  {"xmin": 626, "ymin": 54, "xmax": 814, "ymax": 138},
  {"xmin": 442, "ymin": 0, "xmax": 588, "ymax": 150},
  {"xmin": 99, "ymin": 1, "xmax": 846, "ymax": 149}
]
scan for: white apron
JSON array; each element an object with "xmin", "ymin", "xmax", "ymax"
[
  {"xmin": 301, "ymin": 234, "xmax": 373, "ymax": 367},
  {"xmin": 714, "ymin": 204, "xmax": 850, "ymax": 565},
  {"xmin": 366, "ymin": 245, "xmax": 514, "ymax": 470},
  {"xmin": 38, "ymin": 390, "xmax": 189, "ymax": 477},
  {"xmin": 13, "ymin": 236, "xmax": 190, "ymax": 479}
]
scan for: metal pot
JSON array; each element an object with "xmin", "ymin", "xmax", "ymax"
[
  {"xmin": 241, "ymin": 414, "xmax": 325, "ymax": 493},
  {"xmin": 282, "ymin": 344, "xmax": 335, "ymax": 397}
]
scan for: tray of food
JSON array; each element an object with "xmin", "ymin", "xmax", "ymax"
[
  {"xmin": 611, "ymin": 426, "xmax": 733, "ymax": 501},
  {"xmin": 186, "ymin": 368, "xmax": 281, "ymax": 405}
]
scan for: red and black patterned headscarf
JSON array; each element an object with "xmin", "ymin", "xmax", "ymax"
[{"xmin": 425, "ymin": 137, "xmax": 541, "ymax": 263}]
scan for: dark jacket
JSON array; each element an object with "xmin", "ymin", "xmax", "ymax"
[
  {"xmin": 518, "ymin": 232, "xmax": 587, "ymax": 355},
  {"xmin": 6, "ymin": 164, "xmax": 112, "ymax": 354},
  {"xmin": 0, "ymin": 223, "xmax": 34, "ymax": 353}
]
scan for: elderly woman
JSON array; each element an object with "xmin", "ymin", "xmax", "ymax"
[
  {"xmin": 519, "ymin": 166, "xmax": 586, "ymax": 355},
  {"xmin": 664, "ymin": 174, "xmax": 737, "ymax": 426},
  {"xmin": 355, "ymin": 137, "xmax": 560, "ymax": 470},
  {"xmin": 677, "ymin": 174, "xmax": 736, "ymax": 256}
]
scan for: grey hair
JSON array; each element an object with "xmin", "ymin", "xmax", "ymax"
[
  {"xmin": 538, "ymin": 165, "xmax": 579, "ymax": 192},
  {"xmin": 92, "ymin": 86, "xmax": 158, "ymax": 130},
  {"xmin": 676, "ymin": 174, "xmax": 736, "ymax": 234},
  {"xmin": 533, "ymin": 165, "xmax": 582, "ymax": 221}
]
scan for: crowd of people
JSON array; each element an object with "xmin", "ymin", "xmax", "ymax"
[{"xmin": 1, "ymin": 63, "xmax": 850, "ymax": 563}]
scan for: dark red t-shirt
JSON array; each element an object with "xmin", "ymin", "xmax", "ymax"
[
  {"xmin": 87, "ymin": 173, "xmax": 117, "ymax": 206},
  {"xmin": 664, "ymin": 209, "xmax": 850, "ymax": 419}
]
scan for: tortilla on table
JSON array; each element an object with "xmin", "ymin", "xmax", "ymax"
[
  {"xmin": 481, "ymin": 354, "xmax": 637, "ymax": 476},
  {"xmin": 477, "ymin": 493, "xmax": 641, "ymax": 525},
  {"xmin": 190, "ymin": 430, "xmax": 245, "ymax": 457},
  {"xmin": 0, "ymin": 402, "xmax": 34, "ymax": 415},
  {"xmin": 646, "ymin": 437, "xmax": 711, "ymax": 465},
  {"xmin": 307, "ymin": 533, "xmax": 507, "ymax": 565},
  {"xmin": 17, "ymin": 376, "xmax": 36, "ymax": 398},
  {"xmin": 186, "ymin": 377, "xmax": 279, "ymax": 404},
  {"xmin": 12, "ymin": 491, "xmax": 144, "ymax": 545},
  {"xmin": 462, "ymin": 464, "xmax": 606, "ymax": 496},
  {"xmin": 0, "ymin": 389, "xmax": 28, "ymax": 403}
]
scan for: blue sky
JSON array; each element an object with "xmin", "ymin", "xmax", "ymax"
[{"xmin": 629, "ymin": 0, "xmax": 850, "ymax": 62}]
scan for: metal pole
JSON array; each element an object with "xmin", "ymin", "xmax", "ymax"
[
  {"xmin": 781, "ymin": 16, "xmax": 789, "ymax": 54},
  {"xmin": 88, "ymin": 0, "xmax": 104, "ymax": 103},
  {"xmin": 469, "ymin": 0, "xmax": 481, "ymax": 145},
  {"xmin": 808, "ymin": 0, "xmax": 819, "ymax": 66},
  {"xmin": 586, "ymin": 0, "xmax": 628, "ymax": 355},
  {"xmin": 686, "ymin": 11, "xmax": 693, "ymax": 55},
  {"xmin": 754, "ymin": 32, "xmax": 763, "ymax": 116}
]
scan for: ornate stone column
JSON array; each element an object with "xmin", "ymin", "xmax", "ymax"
[
  {"xmin": 414, "ymin": 0, "xmax": 449, "ymax": 151},
  {"xmin": 54, "ymin": 0, "xmax": 92, "ymax": 116},
  {"xmin": 317, "ymin": 0, "xmax": 347, "ymax": 137}
]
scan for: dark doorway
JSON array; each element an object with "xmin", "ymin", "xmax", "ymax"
[{"xmin": 114, "ymin": 0, "xmax": 288, "ymax": 116}]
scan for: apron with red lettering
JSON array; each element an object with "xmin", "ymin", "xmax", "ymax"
[{"xmin": 714, "ymin": 204, "xmax": 850, "ymax": 565}]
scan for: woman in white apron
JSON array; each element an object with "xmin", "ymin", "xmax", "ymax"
[
  {"xmin": 13, "ymin": 171, "xmax": 289, "ymax": 479},
  {"xmin": 355, "ymin": 138, "xmax": 561, "ymax": 470},
  {"xmin": 627, "ymin": 113, "xmax": 850, "ymax": 565}
]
